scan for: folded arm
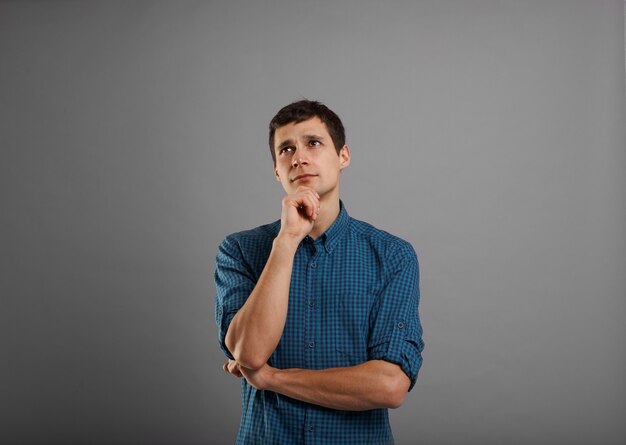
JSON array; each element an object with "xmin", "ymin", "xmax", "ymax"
[
  {"xmin": 224, "ymin": 235, "xmax": 297, "ymax": 370},
  {"xmin": 225, "ymin": 359, "xmax": 410, "ymax": 411}
]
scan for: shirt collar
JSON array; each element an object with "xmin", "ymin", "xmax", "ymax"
[{"xmin": 318, "ymin": 199, "xmax": 349, "ymax": 253}]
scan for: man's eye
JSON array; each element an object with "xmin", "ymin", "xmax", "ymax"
[
  {"xmin": 309, "ymin": 140, "xmax": 320, "ymax": 146},
  {"xmin": 280, "ymin": 147, "xmax": 294, "ymax": 154}
]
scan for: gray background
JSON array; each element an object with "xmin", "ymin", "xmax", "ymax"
[{"xmin": 1, "ymin": 1, "xmax": 625, "ymax": 444}]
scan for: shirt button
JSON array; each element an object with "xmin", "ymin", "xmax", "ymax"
[
  {"xmin": 397, "ymin": 322, "xmax": 405, "ymax": 329},
  {"xmin": 308, "ymin": 299, "xmax": 316, "ymax": 307},
  {"xmin": 306, "ymin": 425, "xmax": 315, "ymax": 432},
  {"xmin": 308, "ymin": 341, "xmax": 316, "ymax": 348},
  {"xmin": 310, "ymin": 262, "xmax": 317, "ymax": 269}
]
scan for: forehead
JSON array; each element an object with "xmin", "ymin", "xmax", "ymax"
[{"xmin": 274, "ymin": 117, "xmax": 331, "ymax": 147}]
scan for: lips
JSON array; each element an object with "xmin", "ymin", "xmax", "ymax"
[{"xmin": 291, "ymin": 174, "xmax": 317, "ymax": 182}]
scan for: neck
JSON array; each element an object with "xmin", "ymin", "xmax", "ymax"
[{"xmin": 309, "ymin": 195, "xmax": 340, "ymax": 240}]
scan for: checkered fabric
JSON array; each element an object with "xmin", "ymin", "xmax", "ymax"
[{"xmin": 215, "ymin": 201, "xmax": 424, "ymax": 445}]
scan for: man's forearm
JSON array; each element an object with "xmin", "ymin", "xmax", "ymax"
[
  {"xmin": 225, "ymin": 235, "xmax": 298, "ymax": 370},
  {"xmin": 262, "ymin": 360, "xmax": 410, "ymax": 411}
]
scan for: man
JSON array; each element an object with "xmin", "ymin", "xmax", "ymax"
[{"xmin": 215, "ymin": 100, "xmax": 424, "ymax": 445}]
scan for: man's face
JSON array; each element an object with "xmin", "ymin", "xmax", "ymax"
[{"xmin": 273, "ymin": 117, "xmax": 350, "ymax": 198}]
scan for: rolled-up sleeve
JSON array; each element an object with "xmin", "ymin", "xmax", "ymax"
[
  {"xmin": 368, "ymin": 243, "xmax": 424, "ymax": 391},
  {"xmin": 214, "ymin": 236, "xmax": 256, "ymax": 360}
]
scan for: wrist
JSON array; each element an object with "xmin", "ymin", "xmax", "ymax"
[{"xmin": 273, "ymin": 233, "xmax": 301, "ymax": 251}]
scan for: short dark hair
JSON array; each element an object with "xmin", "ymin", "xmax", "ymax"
[{"xmin": 268, "ymin": 100, "xmax": 346, "ymax": 164}]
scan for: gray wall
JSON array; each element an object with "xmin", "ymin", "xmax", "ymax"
[{"xmin": 1, "ymin": 1, "xmax": 624, "ymax": 444}]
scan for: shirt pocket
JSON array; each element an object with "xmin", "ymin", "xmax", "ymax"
[{"xmin": 329, "ymin": 293, "xmax": 373, "ymax": 366}]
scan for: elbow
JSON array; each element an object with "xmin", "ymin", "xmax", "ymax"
[
  {"xmin": 231, "ymin": 346, "xmax": 267, "ymax": 371},
  {"xmin": 385, "ymin": 380, "xmax": 407, "ymax": 409},
  {"xmin": 381, "ymin": 370, "xmax": 410, "ymax": 409},
  {"xmin": 224, "ymin": 330, "xmax": 271, "ymax": 371},
  {"xmin": 386, "ymin": 392, "xmax": 406, "ymax": 409},
  {"xmin": 368, "ymin": 360, "xmax": 410, "ymax": 409},
  {"xmin": 230, "ymin": 345, "xmax": 269, "ymax": 371},
  {"xmin": 226, "ymin": 333, "xmax": 269, "ymax": 370},
  {"xmin": 227, "ymin": 345, "xmax": 269, "ymax": 371}
]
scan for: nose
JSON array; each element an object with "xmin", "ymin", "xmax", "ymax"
[{"xmin": 291, "ymin": 150, "xmax": 309, "ymax": 168}]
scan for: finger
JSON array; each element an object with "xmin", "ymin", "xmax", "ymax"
[
  {"xmin": 300, "ymin": 194, "xmax": 319, "ymax": 218},
  {"xmin": 296, "ymin": 185, "xmax": 316, "ymax": 195},
  {"xmin": 286, "ymin": 194, "xmax": 314, "ymax": 215},
  {"xmin": 227, "ymin": 360, "xmax": 243, "ymax": 378},
  {"xmin": 295, "ymin": 186, "xmax": 319, "ymax": 204},
  {"xmin": 301, "ymin": 195, "xmax": 314, "ymax": 218},
  {"xmin": 287, "ymin": 190, "xmax": 319, "ymax": 221},
  {"xmin": 295, "ymin": 187, "xmax": 319, "ymax": 203}
]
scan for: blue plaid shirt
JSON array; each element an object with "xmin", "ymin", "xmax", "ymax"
[{"xmin": 215, "ymin": 202, "xmax": 424, "ymax": 445}]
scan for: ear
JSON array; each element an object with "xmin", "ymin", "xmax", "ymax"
[
  {"xmin": 274, "ymin": 164, "xmax": 281, "ymax": 181},
  {"xmin": 339, "ymin": 145, "xmax": 351, "ymax": 171}
]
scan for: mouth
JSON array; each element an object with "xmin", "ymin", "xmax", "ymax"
[{"xmin": 291, "ymin": 174, "xmax": 317, "ymax": 182}]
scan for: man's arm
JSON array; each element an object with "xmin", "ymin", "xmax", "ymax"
[
  {"xmin": 224, "ymin": 187, "xmax": 320, "ymax": 370},
  {"xmin": 224, "ymin": 235, "xmax": 297, "ymax": 370},
  {"xmin": 226, "ymin": 359, "xmax": 410, "ymax": 411}
]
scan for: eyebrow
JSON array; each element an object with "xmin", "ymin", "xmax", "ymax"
[
  {"xmin": 303, "ymin": 134, "xmax": 325, "ymax": 142},
  {"xmin": 276, "ymin": 138, "xmax": 295, "ymax": 151}
]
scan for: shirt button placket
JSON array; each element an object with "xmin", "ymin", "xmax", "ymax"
[
  {"xmin": 305, "ymin": 261, "xmax": 317, "ymax": 364},
  {"xmin": 304, "ymin": 248, "xmax": 319, "ymax": 442},
  {"xmin": 305, "ymin": 251, "xmax": 319, "ymax": 368}
]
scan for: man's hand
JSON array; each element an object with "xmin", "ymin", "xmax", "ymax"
[
  {"xmin": 239, "ymin": 362, "xmax": 276, "ymax": 390},
  {"xmin": 223, "ymin": 359, "xmax": 243, "ymax": 378},
  {"xmin": 279, "ymin": 186, "xmax": 320, "ymax": 241},
  {"xmin": 223, "ymin": 360, "xmax": 275, "ymax": 391}
]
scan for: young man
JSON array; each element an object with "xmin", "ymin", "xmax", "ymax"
[{"xmin": 215, "ymin": 100, "xmax": 424, "ymax": 445}]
